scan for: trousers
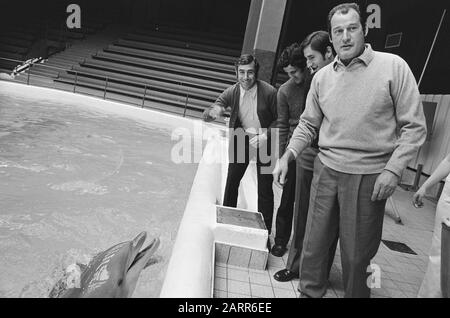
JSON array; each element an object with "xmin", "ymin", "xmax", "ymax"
[
  {"xmin": 299, "ymin": 158, "xmax": 386, "ymax": 298},
  {"xmin": 286, "ymin": 160, "xmax": 338, "ymax": 278},
  {"xmin": 223, "ymin": 133, "xmax": 274, "ymax": 233}
]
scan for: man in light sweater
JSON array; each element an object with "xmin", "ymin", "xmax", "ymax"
[{"xmin": 273, "ymin": 3, "xmax": 427, "ymax": 298}]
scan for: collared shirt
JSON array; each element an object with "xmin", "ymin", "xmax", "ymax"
[
  {"xmin": 210, "ymin": 80, "xmax": 278, "ymax": 131},
  {"xmin": 238, "ymin": 84, "xmax": 261, "ymax": 134},
  {"xmin": 287, "ymin": 44, "xmax": 427, "ymax": 176},
  {"xmin": 333, "ymin": 44, "xmax": 375, "ymax": 70}
]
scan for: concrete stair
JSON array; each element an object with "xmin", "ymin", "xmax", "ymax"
[{"xmin": 13, "ymin": 24, "xmax": 128, "ymax": 84}]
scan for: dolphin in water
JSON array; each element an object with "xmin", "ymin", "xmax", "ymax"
[{"xmin": 50, "ymin": 232, "xmax": 160, "ymax": 298}]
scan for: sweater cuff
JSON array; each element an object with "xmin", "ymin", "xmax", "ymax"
[
  {"xmin": 287, "ymin": 148, "xmax": 299, "ymax": 159},
  {"xmin": 383, "ymin": 165, "xmax": 402, "ymax": 178}
]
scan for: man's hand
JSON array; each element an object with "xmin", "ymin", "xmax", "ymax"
[
  {"xmin": 249, "ymin": 133, "xmax": 267, "ymax": 148},
  {"xmin": 371, "ymin": 170, "xmax": 399, "ymax": 201},
  {"xmin": 202, "ymin": 105, "xmax": 223, "ymax": 122},
  {"xmin": 273, "ymin": 157, "xmax": 289, "ymax": 188}
]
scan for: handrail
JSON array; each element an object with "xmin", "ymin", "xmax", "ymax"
[
  {"xmin": 73, "ymin": 71, "xmax": 78, "ymax": 93},
  {"xmin": 0, "ymin": 57, "xmax": 78, "ymax": 73},
  {"xmin": 27, "ymin": 64, "xmax": 32, "ymax": 85},
  {"xmin": 0, "ymin": 57, "xmax": 198, "ymax": 89},
  {"xmin": 103, "ymin": 77, "xmax": 108, "ymax": 99},
  {"xmin": 142, "ymin": 84, "xmax": 148, "ymax": 108},
  {"xmin": 0, "ymin": 57, "xmax": 25, "ymax": 64},
  {"xmin": 0, "ymin": 56, "xmax": 194, "ymax": 117}
]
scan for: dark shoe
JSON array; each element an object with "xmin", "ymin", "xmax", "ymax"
[
  {"xmin": 273, "ymin": 269, "xmax": 299, "ymax": 282},
  {"xmin": 271, "ymin": 244, "xmax": 287, "ymax": 257}
]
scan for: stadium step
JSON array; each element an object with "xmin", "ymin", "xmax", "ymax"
[
  {"xmin": 5, "ymin": 21, "xmax": 241, "ymax": 121},
  {"xmin": 92, "ymin": 52, "xmax": 236, "ymax": 83},
  {"xmin": 114, "ymin": 39, "xmax": 236, "ymax": 65},
  {"xmin": 104, "ymin": 45, "xmax": 235, "ymax": 74},
  {"xmin": 76, "ymin": 59, "xmax": 231, "ymax": 92},
  {"xmin": 56, "ymin": 68, "xmax": 221, "ymax": 102},
  {"xmin": 123, "ymin": 33, "xmax": 240, "ymax": 58}
]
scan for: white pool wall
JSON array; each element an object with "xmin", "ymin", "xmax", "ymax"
[{"xmin": 160, "ymin": 133, "xmax": 263, "ymax": 297}]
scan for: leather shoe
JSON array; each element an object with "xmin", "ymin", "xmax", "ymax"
[
  {"xmin": 271, "ymin": 244, "xmax": 287, "ymax": 257},
  {"xmin": 273, "ymin": 269, "xmax": 299, "ymax": 282}
]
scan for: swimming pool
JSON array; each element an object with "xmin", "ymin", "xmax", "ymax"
[{"xmin": 0, "ymin": 81, "xmax": 199, "ymax": 297}]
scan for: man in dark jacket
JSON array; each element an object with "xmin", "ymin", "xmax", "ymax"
[{"xmin": 203, "ymin": 54, "xmax": 278, "ymax": 238}]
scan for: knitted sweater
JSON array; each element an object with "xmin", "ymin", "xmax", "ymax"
[
  {"xmin": 277, "ymin": 77, "xmax": 318, "ymax": 171},
  {"xmin": 287, "ymin": 44, "xmax": 427, "ymax": 176}
]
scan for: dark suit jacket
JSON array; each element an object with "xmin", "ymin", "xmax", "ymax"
[{"xmin": 210, "ymin": 80, "xmax": 278, "ymax": 134}]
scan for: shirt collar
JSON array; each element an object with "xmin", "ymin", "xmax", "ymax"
[
  {"xmin": 240, "ymin": 82, "xmax": 258, "ymax": 100},
  {"xmin": 333, "ymin": 44, "xmax": 374, "ymax": 70}
]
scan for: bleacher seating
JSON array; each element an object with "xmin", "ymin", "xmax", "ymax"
[
  {"xmin": 1, "ymin": 0, "xmax": 245, "ymax": 121},
  {"xmin": 52, "ymin": 25, "xmax": 243, "ymax": 118},
  {"xmin": 0, "ymin": 5, "xmax": 110, "ymax": 74}
]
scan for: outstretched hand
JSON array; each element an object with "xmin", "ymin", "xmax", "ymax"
[
  {"xmin": 202, "ymin": 106, "xmax": 223, "ymax": 122},
  {"xmin": 202, "ymin": 109, "xmax": 216, "ymax": 122}
]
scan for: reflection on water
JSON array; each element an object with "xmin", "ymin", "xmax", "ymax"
[{"xmin": 0, "ymin": 91, "xmax": 198, "ymax": 297}]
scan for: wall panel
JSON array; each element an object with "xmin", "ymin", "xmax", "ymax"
[{"xmin": 414, "ymin": 94, "xmax": 450, "ymax": 175}]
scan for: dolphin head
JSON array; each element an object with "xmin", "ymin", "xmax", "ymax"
[
  {"xmin": 120, "ymin": 232, "xmax": 160, "ymax": 298},
  {"xmin": 54, "ymin": 232, "xmax": 160, "ymax": 298}
]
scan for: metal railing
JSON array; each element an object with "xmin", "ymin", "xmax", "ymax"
[{"xmin": 0, "ymin": 56, "xmax": 198, "ymax": 118}]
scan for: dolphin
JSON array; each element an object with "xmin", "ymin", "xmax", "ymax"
[{"xmin": 50, "ymin": 232, "xmax": 160, "ymax": 298}]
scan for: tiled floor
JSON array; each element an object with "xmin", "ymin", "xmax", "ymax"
[{"xmin": 213, "ymin": 187, "xmax": 438, "ymax": 298}]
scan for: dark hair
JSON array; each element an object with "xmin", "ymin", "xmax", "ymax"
[
  {"xmin": 235, "ymin": 54, "xmax": 259, "ymax": 78},
  {"xmin": 327, "ymin": 3, "xmax": 366, "ymax": 36},
  {"xmin": 277, "ymin": 42, "xmax": 306, "ymax": 71},
  {"xmin": 300, "ymin": 30, "xmax": 333, "ymax": 57}
]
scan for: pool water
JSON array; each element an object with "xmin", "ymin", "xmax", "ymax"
[{"xmin": 0, "ymin": 84, "xmax": 198, "ymax": 297}]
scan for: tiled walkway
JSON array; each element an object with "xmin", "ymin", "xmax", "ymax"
[{"xmin": 214, "ymin": 187, "xmax": 437, "ymax": 298}]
